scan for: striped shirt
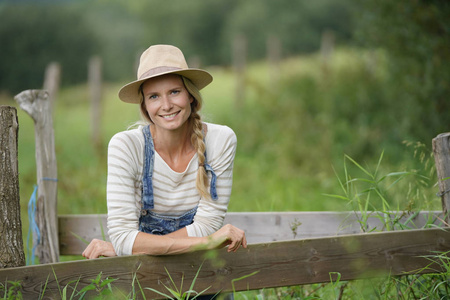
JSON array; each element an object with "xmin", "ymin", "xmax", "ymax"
[{"xmin": 107, "ymin": 122, "xmax": 237, "ymax": 255}]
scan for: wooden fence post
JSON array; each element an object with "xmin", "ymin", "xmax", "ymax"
[
  {"xmin": 233, "ymin": 34, "xmax": 247, "ymax": 108},
  {"xmin": 89, "ymin": 56, "xmax": 103, "ymax": 151},
  {"xmin": 14, "ymin": 90, "xmax": 59, "ymax": 264},
  {"xmin": 43, "ymin": 62, "xmax": 61, "ymax": 109},
  {"xmin": 0, "ymin": 106, "xmax": 25, "ymax": 268},
  {"xmin": 188, "ymin": 55, "xmax": 201, "ymax": 69},
  {"xmin": 320, "ymin": 29, "xmax": 335, "ymax": 77},
  {"xmin": 433, "ymin": 132, "xmax": 450, "ymax": 224}
]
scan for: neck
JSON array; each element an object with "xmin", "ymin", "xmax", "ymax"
[{"xmin": 150, "ymin": 121, "xmax": 194, "ymax": 158}]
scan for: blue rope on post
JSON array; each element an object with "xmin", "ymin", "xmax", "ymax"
[
  {"xmin": 26, "ymin": 185, "xmax": 39, "ymax": 265},
  {"xmin": 26, "ymin": 177, "xmax": 58, "ymax": 265}
]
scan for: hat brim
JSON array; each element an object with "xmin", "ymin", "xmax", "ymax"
[{"xmin": 118, "ymin": 68, "xmax": 213, "ymax": 104}]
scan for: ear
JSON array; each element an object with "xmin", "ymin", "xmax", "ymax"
[{"xmin": 189, "ymin": 94, "xmax": 194, "ymax": 104}]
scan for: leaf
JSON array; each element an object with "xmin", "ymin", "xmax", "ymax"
[
  {"xmin": 78, "ymin": 284, "xmax": 97, "ymax": 294},
  {"xmin": 99, "ymin": 277, "xmax": 118, "ymax": 288},
  {"xmin": 164, "ymin": 267, "xmax": 181, "ymax": 296},
  {"xmin": 374, "ymin": 150, "xmax": 384, "ymax": 178},
  {"xmin": 231, "ymin": 271, "xmax": 260, "ymax": 295},
  {"xmin": 322, "ymin": 194, "xmax": 349, "ymax": 201},
  {"xmin": 51, "ymin": 266, "xmax": 63, "ymax": 298},
  {"xmin": 38, "ymin": 275, "xmax": 49, "ymax": 300},
  {"xmin": 144, "ymin": 287, "xmax": 173, "ymax": 299},
  {"xmin": 98, "ymin": 215, "xmax": 107, "ymax": 241},
  {"xmin": 345, "ymin": 154, "xmax": 374, "ymax": 179},
  {"xmin": 329, "ymin": 272, "xmax": 342, "ymax": 285},
  {"xmin": 93, "ymin": 272, "xmax": 103, "ymax": 284},
  {"xmin": 69, "ymin": 231, "xmax": 90, "ymax": 245},
  {"xmin": 185, "ymin": 262, "xmax": 206, "ymax": 299}
]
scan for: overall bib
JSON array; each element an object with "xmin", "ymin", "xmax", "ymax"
[{"xmin": 138, "ymin": 125, "xmax": 218, "ymax": 234}]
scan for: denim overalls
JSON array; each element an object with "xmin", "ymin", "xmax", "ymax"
[{"xmin": 138, "ymin": 125, "xmax": 218, "ymax": 235}]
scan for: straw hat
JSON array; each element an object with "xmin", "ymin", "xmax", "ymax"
[{"xmin": 118, "ymin": 45, "xmax": 213, "ymax": 104}]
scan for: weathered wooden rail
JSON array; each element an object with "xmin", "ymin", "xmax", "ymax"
[
  {"xmin": 58, "ymin": 211, "xmax": 445, "ymax": 255},
  {"xmin": 1, "ymin": 227, "xmax": 449, "ymax": 299}
]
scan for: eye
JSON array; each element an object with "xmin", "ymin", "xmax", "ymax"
[
  {"xmin": 171, "ymin": 89, "xmax": 180, "ymax": 95},
  {"xmin": 148, "ymin": 94, "xmax": 158, "ymax": 100}
]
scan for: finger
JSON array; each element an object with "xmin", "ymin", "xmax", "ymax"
[
  {"xmin": 227, "ymin": 240, "xmax": 237, "ymax": 252},
  {"xmin": 242, "ymin": 235, "xmax": 248, "ymax": 248},
  {"xmin": 82, "ymin": 245, "xmax": 92, "ymax": 258},
  {"xmin": 228, "ymin": 238, "xmax": 241, "ymax": 252}
]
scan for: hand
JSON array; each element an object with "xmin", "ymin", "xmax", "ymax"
[
  {"xmin": 209, "ymin": 224, "xmax": 247, "ymax": 252},
  {"xmin": 82, "ymin": 239, "xmax": 117, "ymax": 259}
]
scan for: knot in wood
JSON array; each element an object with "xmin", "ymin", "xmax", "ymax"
[{"xmin": 216, "ymin": 267, "xmax": 232, "ymax": 275}]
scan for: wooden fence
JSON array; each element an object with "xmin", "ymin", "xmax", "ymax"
[
  {"xmin": 0, "ymin": 210, "xmax": 449, "ymax": 298},
  {"xmin": 1, "ymin": 226, "xmax": 449, "ymax": 298}
]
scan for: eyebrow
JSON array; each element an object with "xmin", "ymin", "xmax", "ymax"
[{"xmin": 143, "ymin": 85, "xmax": 184, "ymax": 96}]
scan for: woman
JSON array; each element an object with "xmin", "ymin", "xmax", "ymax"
[{"xmin": 83, "ymin": 45, "xmax": 246, "ymax": 259}]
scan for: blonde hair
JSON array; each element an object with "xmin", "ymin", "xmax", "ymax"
[{"xmin": 138, "ymin": 75, "xmax": 210, "ymax": 200}]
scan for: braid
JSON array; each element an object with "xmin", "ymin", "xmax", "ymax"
[
  {"xmin": 191, "ymin": 112, "xmax": 210, "ymax": 200},
  {"xmin": 181, "ymin": 76, "xmax": 211, "ymax": 200}
]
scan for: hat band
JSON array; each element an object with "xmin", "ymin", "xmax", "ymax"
[{"xmin": 139, "ymin": 66, "xmax": 183, "ymax": 80}]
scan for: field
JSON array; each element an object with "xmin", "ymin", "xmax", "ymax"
[{"xmin": 1, "ymin": 47, "xmax": 446, "ymax": 298}]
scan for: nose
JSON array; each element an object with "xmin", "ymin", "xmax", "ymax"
[{"xmin": 161, "ymin": 95, "xmax": 173, "ymax": 111}]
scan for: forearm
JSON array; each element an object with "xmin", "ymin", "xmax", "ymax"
[
  {"xmin": 165, "ymin": 227, "xmax": 188, "ymax": 238},
  {"xmin": 132, "ymin": 231, "xmax": 207, "ymax": 255}
]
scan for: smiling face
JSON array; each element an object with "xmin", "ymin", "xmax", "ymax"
[{"xmin": 141, "ymin": 74, "xmax": 194, "ymax": 134}]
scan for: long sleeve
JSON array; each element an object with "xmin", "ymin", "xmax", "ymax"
[
  {"xmin": 106, "ymin": 129, "xmax": 143, "ymax": 256},
  {"xmin": 186, "ymin": 124, "xmax": 237, "ymax": 237}
]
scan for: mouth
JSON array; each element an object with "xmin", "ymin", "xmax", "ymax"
[{"xmin": 160, "ymin": 111, "xmax": 180, "ymax": 119}]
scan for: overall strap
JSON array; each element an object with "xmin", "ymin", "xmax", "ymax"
[
  {"xmin": 203, "ymin": 135, "xmax": 218, "ymax": 200},
  {"xmin": 141, "ymin": 125, "xmax": 155, "ymax": 210}
]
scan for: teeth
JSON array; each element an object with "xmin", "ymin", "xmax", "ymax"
[{"xmin": 162, "ymin": 112, "xmax": 178, "ymax": 119}]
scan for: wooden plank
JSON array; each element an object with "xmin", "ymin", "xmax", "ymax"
[
  {"xmin": 15, "ymin": 90, "xmax": 59, "ymax": 263},
  {"xmin": 433, "ymin": 132, "xmax": 450, "ymax": 224},
  {"xmin": 3, "ymin": 228, "xmax": 449, "ymax": 299},
  {"xmin": 58, "ymin": 211, "xmax": 445, "ymax": 256}
]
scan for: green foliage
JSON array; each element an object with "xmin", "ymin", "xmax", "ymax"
[
  {"xmin": 211, "ymin": 49, "xmax": 440, "ymax": 213},
  {"xmin": 223, "ymin": 0, "xmax": 353, "ymax": 59},
  {"xmin": 0, "ymin": 4, "xmax": 99, "ymax": 94},
  {"xmin": 0, "ymin": 281, "xmax": 23, "ymax": 300},
  {"xmin": 231, "ymin": 271, "xmax": 260, "ymax": 297},
  {"xmin": 76, "ymin": 272, "xmax": 117, "ymax": 299},
  {"xmin": 354, "ymin": 0, "xmax": 450, "ymax": 144},
  {"xmin": 0, "ymin": 0, "xmax": 355, "ymax": 95},
  {"xmin": 145, "ymin": 264, "xmax": 212, "ymax": 300},
  {"xmin": 325, "ymin": 150, "xmax": 439, "ymax": 235}
]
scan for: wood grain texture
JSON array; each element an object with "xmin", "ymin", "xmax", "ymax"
[
  {"xmin": 59, "ymin": 211, "xmax": 445, "ymax": 255},
  {"xmin": 15, "ymin": 90, "xmax": 59, "ymax": 263},
  {"xmin": 3, "ymin": 228, "xmax": 449, "ymax": 299},
  {"xmin": 0, "ymin": 106, "xmax": 25, "ymax": 268},
  {"xmin": 433, "ymin": 132, "xmax": 450, "ymax": 223}
]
